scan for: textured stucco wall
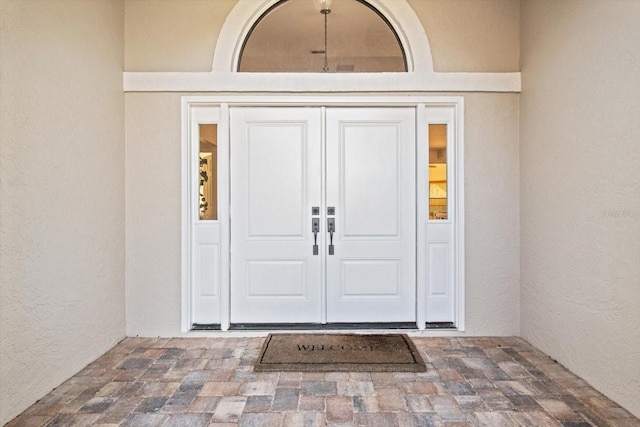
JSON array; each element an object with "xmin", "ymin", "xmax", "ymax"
[
  {"xmin": 407, "ymin": 0, "xmax": 520, "ymax": 72},
  {"xmin": 520, "ymin": 0, "xmax": 640, "ymax": 417},
  {"xmin": 125, "ymin": 93, "xmax": 183, "ymax": 336},
  {"xmin": 124, "ymin": 0, "xmax": 237, "ymax": 71},
  {"xmin": 0, "ymin": 1, "xmax": 126, "ymax": 424},
  {"xmin": 464, "ymin": 93, "xmax": 520, "ymax": 334},
  {"xmin": 124, "ymin": 92, "xmax": 520, "ymax": 337},
  {"xmin": 124, "ymin": 0, "xmax": 519, "ymax": 73}
]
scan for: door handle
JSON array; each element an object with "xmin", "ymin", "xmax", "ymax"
[
  {"xmin": 312, "ymin": 218, "xmax": 320, "ymax": 255},
  {"xmin": 327, "ymin": 218, "xmax": 335, "ymax": 255}
]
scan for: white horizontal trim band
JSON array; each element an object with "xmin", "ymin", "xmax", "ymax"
[{"xmin": 124, "ymin": 71, "xmax": 521, "ymax": 93}]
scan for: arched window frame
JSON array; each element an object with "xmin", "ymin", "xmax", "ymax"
[
  {"xmin": 212, "ymin": 0, "xmax": 434, "ymax": 74},
  {"xmin": 236, "ymin": 0, "xmax": 409, "ymax": 73}
]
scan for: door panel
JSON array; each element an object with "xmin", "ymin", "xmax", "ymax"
[
  {"xmin": 342, "ymin": 125, "xmax": 399, "ymax": 237},
  {"xmin": 247, "ymin": 125, "xmax": 305, "ymax": 237},
  {"xmin": 230, "ymin": 108, "xmax": 322, "ymax": 323},
  {"xmin": 231, "ymin": 107, "xmax": 415, "ymax": 324},
  {"xmin": 326, "ymin": 108, "xmax": 416, "ymax": 322}
]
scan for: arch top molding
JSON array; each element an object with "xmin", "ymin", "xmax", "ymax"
[
  {"xmin": 212, "ymin": 0, "xmax": 434, "ymax": 73},
  {"xmin": 122, "ymin": 0, "xmax": 521, "ymax": 92}
]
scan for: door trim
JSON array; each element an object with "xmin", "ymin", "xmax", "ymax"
[{"xmin": 181, "ymin": 95, "xmax": 465, "ymax": 332}]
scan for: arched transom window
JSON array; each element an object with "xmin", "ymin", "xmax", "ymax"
[{"xmin": 238, "ymin": 0, "xmax": 407, "ymax": 72}]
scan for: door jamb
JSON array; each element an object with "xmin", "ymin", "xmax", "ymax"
[{"xmin": 181, "ymin": 95, "xmax": 465, "ymax": 332}]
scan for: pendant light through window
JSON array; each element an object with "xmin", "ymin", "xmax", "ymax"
[{"xmin": 313, "ymin": 0, "xmax": 332, "ymax": 72}]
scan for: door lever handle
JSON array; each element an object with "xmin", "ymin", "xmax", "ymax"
[
  {"xmin": 312, "ymin": 218, "xmax": 320, "ymax": 255},
  {"xmin": 327, "ymin": 218, "xmax": 335, "ymax": 255}
]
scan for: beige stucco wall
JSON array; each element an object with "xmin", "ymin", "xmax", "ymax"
[
  {"xmin": 125, "ymin": 0, "xmax": 237, "ymax": 71},
  {"xmin": 124, "ymin": 0, "xmax": 519, "ymax": 73},
  {"xmin": 520, "ymin": 0, "xmax": 640, "ymax": 418},
  {"xmin": 125, "ymin": 93, "xmax": 183, "ymax": 336},
  {"xmin": 0, "ymin": 1, "xmax": 126, "ymax": 424},
  {"xmin": 464, "ymin": 93, "xmax": 520, "ymax": 333},
  {"xmin": 124, "ymin": 92, "xmax": 520, "ymax": 337},
  {"xmin": 407, "ymin": 0, "xmax": 520, "ymax": 72}
]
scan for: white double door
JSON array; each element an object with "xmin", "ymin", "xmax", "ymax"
[{"xmin": 230, "ymin": 107, "xmax": 416, "ymax": 324}]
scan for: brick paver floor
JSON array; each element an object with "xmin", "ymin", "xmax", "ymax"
[{"xmin": 6, "ymin": 336, "xmax": 639, "ymax": 426}]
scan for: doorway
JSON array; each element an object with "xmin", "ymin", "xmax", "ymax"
[{"xmin": 230, "ymin": 107, "xmax": 416, "ymax": 324}]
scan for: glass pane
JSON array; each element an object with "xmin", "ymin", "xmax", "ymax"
[
  {"xmin": 239, "ymin": 0, "xmax": 406, "ymax": 73},
  {"xmin": 199, "ymin": 124, "xmax": 218, "ymax": 220},
  {"xmin": 429, "ymin": 124, "xmax": 447, "ymax": 220}
]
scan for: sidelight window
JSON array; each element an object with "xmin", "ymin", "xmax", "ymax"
[
  {"xmin": 199, "ymin": 124, "xmax": 218, "ymax": 221},
  {"xmin": 429, "ymin": 124, "xmax": 447, "ymax": 220}
]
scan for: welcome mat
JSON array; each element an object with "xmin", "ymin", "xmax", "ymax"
[{"xmin": 254, "ymin": 333, "xmax": 426, "ymax": 372}]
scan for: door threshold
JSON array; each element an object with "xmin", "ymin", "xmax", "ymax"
[
  {"xmin": 191, "ymin": 323, "xmax": 222, "ymax": 331},
  {"xmin": 229, "ymin": 322, "xmax": 417, "ymax": 331},
  {"xmin": 192, "ymin": 322, "xmax": 457, "ymax": 332},
  {"xmin": 425, "ymin": 322, "xmax": 456, "ymax": 330}
]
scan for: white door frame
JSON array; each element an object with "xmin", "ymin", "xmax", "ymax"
[{"xmin": 181, "ymin": 95, "xmax": 465, "ymax": 332}]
